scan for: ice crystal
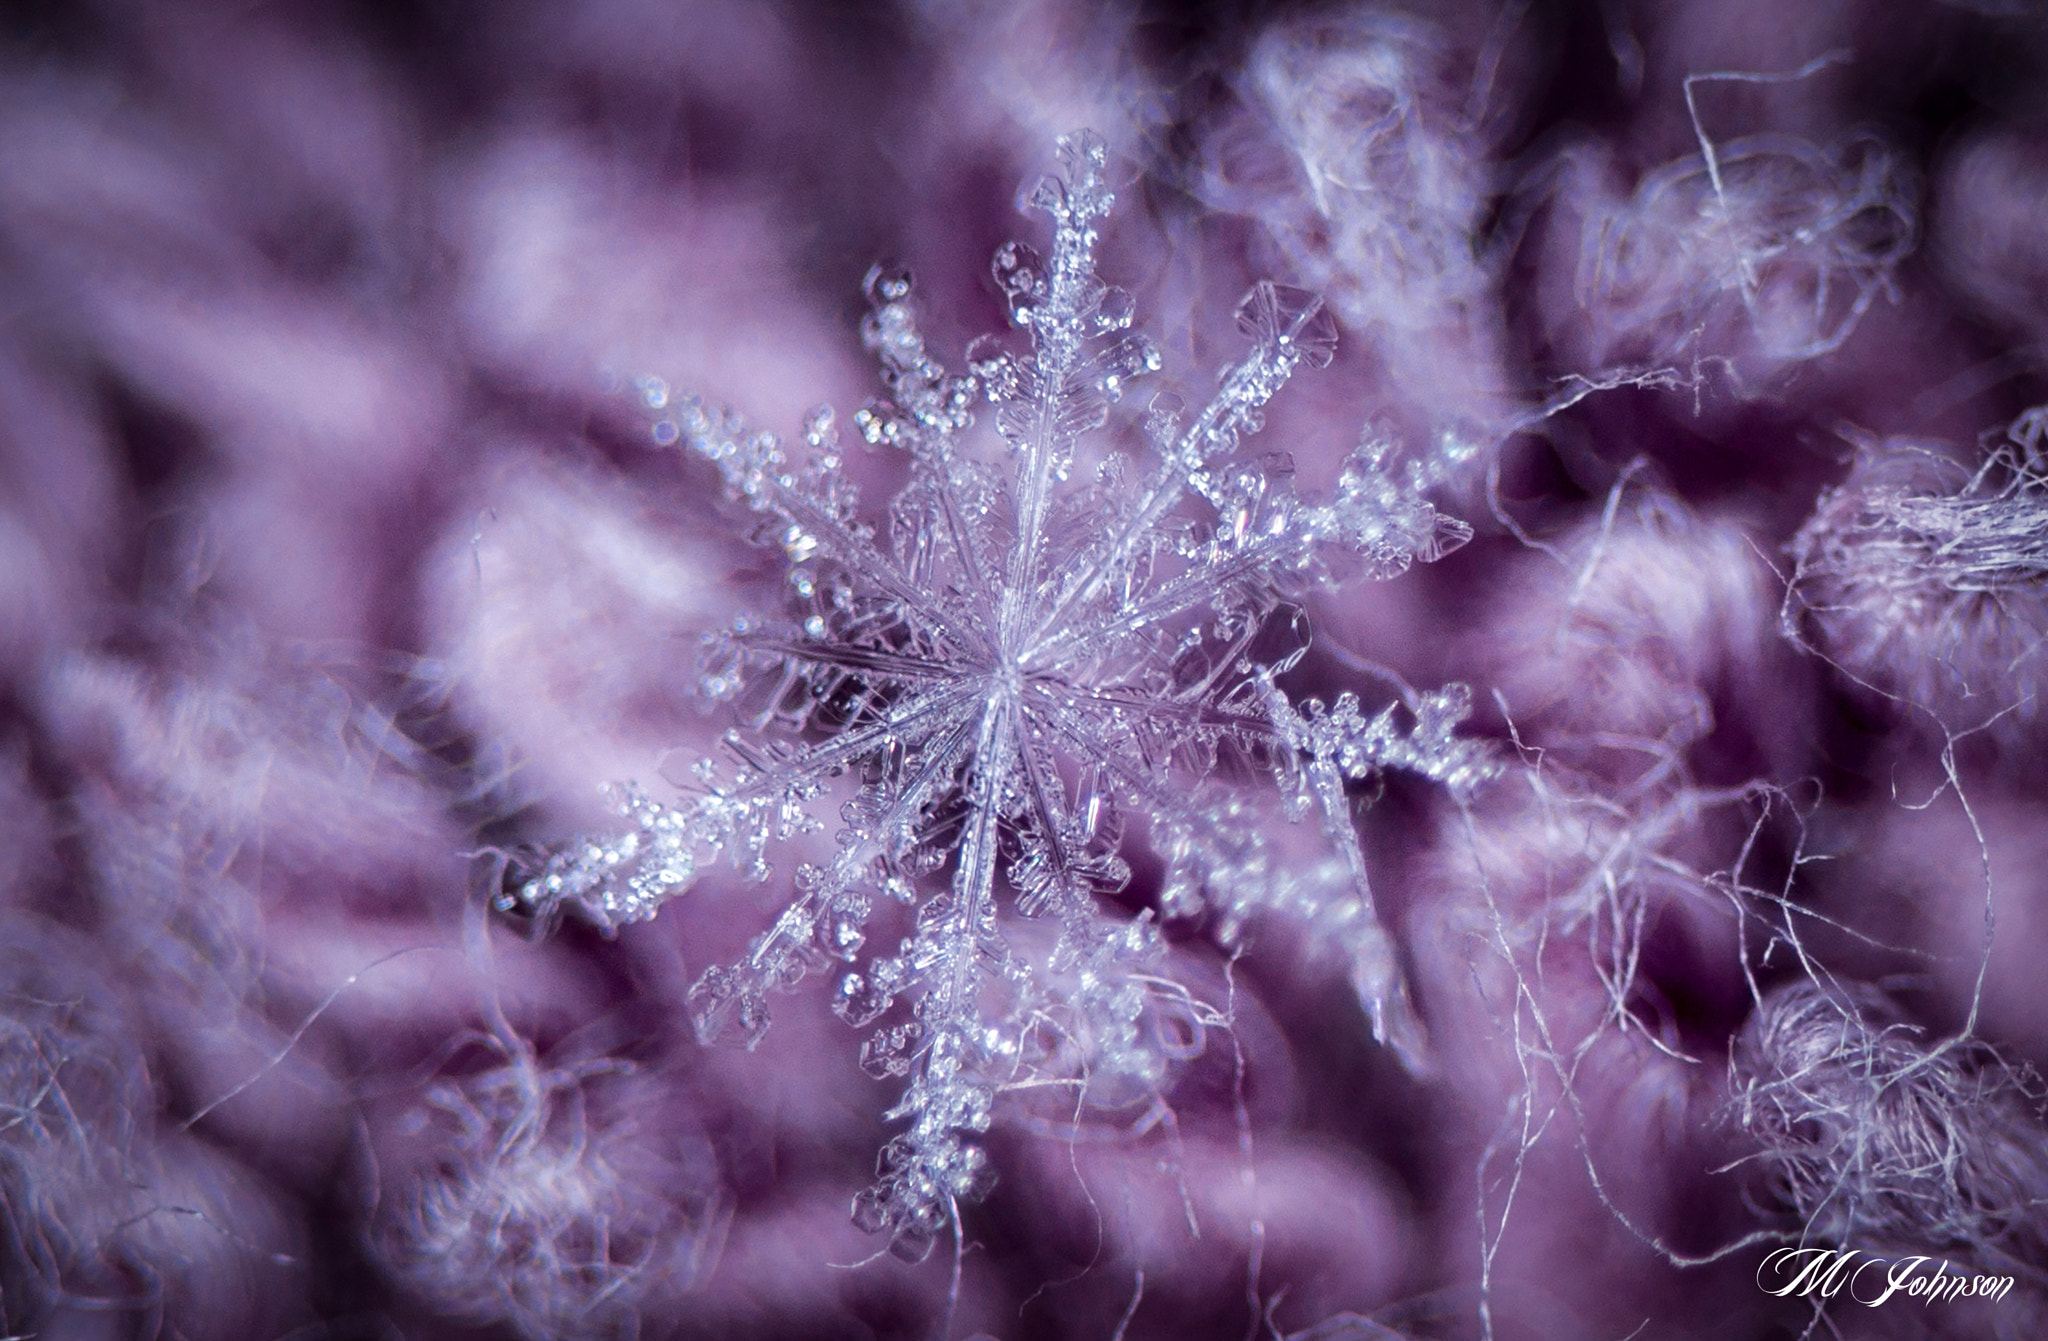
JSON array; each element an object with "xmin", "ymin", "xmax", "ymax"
[{"xmin": 502, "ymin": 132, "xmax": 1496, "ymax": 1258}]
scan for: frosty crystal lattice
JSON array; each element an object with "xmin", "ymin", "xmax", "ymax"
[{"xmin": 501, "ymin": 131, "xmax": 1497, "ymax": 1259}]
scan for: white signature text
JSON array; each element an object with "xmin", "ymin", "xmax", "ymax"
[{"xmin": 1757, "ymin": 1248, "xmax": 2014, "ymax": 1306}]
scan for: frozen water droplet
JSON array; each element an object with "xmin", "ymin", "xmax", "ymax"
[
  {"xmin": 991, "ymin": 240, "xmax": 1044, "ymax": 297},
  {"xmin": 890, "ymin": 1221, "xmax": 938, "ymax": 1263},
  {"xmin": 1093, "ymin": 285, "xmax": 1135, "ymax": 332},
  {"xmin": 851, "ymin": 1185, "xmax": 892, "ymax": 1234},
  {"xmin": 833, "ymin": 971, "xmax": 890, "ymax": 1026},
  {"xmin": 828, "ymin": 909, "xmax": 866, "ymax": 958},
  {"xmin": 1028, "ymin": 173, "xmax": 1067, "ymax": 216},
  {"xmin": 1094, "ymin": 334, "xmax": 1160, "ymax": 402},
  {"xmin": 688, "ymin": 967, "xmax": 771, "ymax": 1049},
  {"xmin": 864, "ymin": 262, "xmax": 913, "ymax": 307},
  {"xmin": 1144, "ymin": 391, "xmax": 1184, "ymax": 444},
  {"xmin": 992, "ymin": 241, "xmax": 1046, "ymax": 325},
  {"xmin": 860, "ymin": 1023, "xmax": 920, "ymax": 1078},
  {"xmin": 802, "ymin": 405, "xmax": 836, "ymax": 445}
]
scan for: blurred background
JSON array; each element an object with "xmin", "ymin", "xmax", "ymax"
[{"xmin": 3, "ymin": 2, "xmax": 2047, "ymax": 1338}]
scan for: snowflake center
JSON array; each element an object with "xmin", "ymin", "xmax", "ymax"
[{"xmin": 994, "ymin": 653, "xmax": 1026, "ymax": 702}]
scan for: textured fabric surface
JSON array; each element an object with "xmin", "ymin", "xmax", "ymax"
[{"xmin": 2, "ymin": 4, "xmax": 2046, "ymax": 1339}]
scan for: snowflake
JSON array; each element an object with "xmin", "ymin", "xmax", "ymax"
[{"xmin": 501, "ymin": 132, "xmax": 1498, "ymax": 1260}]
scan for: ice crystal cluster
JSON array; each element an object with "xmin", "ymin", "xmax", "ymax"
[{"xmin": 504, "ymin": 132, "xmax": 1496, "ymax": 1255}]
